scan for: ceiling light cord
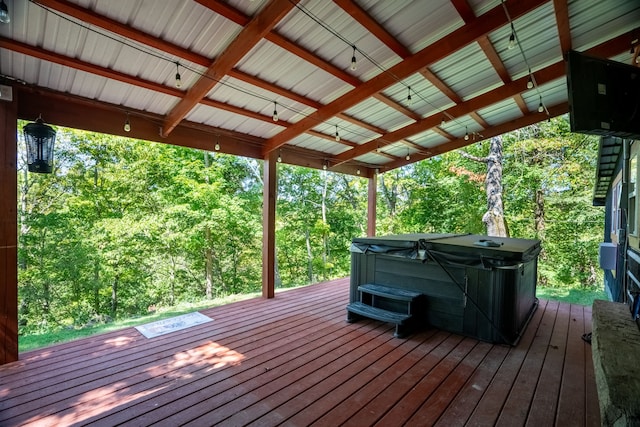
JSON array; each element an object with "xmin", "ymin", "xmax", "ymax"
[
  {"xmin": 175, "ymin": 62, "xmax": 182, "ymax": 88},
  {"xmin": 350, "ymin": 46, "xmax": 357, "ymax": 71},
  {"xmin": 501, "ymin": 0, "xmax": 549, "ymax": 119}
]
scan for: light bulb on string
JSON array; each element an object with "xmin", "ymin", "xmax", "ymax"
[
  {"xmin": 527, "ymin": 75, "xmax": 534, "ymax": 89},
  {"xmin": 407, "ymin": 86, "xmax": 413, "ymax": 106},
  {"xmin": 356, "ymin": 168, "xmax": 361, "ymax": 175},
  {"xmin": 323, "ymin": 161, "xmax": 328, "ymax": 171},
  {"xmin": 335, "ymin": 125, "xmax": 340, "ymax": 142},
  {"xmin": 441, "ymin": 117, "xmax": 446, "ymax": 127},
  {"xmin": 124, "ymin": 113, "xmax": 131, "ymax": 132},
  {"xmin": 350, "ymin": 46, "xmax": 357, "ymax": 71},
  {"xmin": 272, "ymin": 101, "xmax": 279, "ymax": 122},
  {"xmin": 405, "ymin": 151, "xmax": 411, "ymax": 161},
  {"xmin": 464, "ymin": 127, "xmax": 470, "ymax": 141},
  {"xmin": 538, "ymin": 101, "xmax": 544, "ymax": 113},
  {"xmin": 175, "ymin": 62, "xmax": 182, "ymax": 89},
  {"xmin": 277, "ymin": 150, "xmax": 282, "ymax": 163},
  {"xmin": 508, "ymin": 24, "xmax": 516, "ymax": 49}
]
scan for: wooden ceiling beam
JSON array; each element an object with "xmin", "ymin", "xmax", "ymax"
[
  {"xmin": 16, "ymin": 85, "xmax": 370, "ymax": 177},
  {"xmin": 161, "ymin": 0, "xmax": 299, "ymax": 137},
  {"xmin": 514, "ymin": 94, "xmax": 530, "ymax": 115},
  {"xmin": 420, "ymin": 68, "xmax": 462, "ymax": 104},
  {"xmin": 332, "ymin": 27, "xmax": 638, "ymax": 166},
  {"xmin": 450, "ymin": 0, "xmax": 476, "ymax": 24},
  {"xmin": 0, "ymin": 36, "xmax": 291, "ymax": 128},
  {"xmin": 0, "ymin": 37, "xmax": 182, "ymax": 97},
  {"xmin": 382, "ymin": 102, "xmax": 569, "ymax": 171},
  {"xmin": 333, "ymin": 0, "xmax": 412, "ymax": 59},
  {"xmin": 470, "ymin": 112, "xmax": 490, "ymax": 129},
  {"xmin": 262, "ymin": 0, "xmax": 549, "ymax": 156},
  {"xmin": 553, "ymin": 0, "xmax": 572, "ymax": 56},
  {"xmin": 203, "ymin": 0, "xmax": 417, "ymax": 127},
  {"xmin": 478, "ymin": 36, "xmax": 512, "ymax": 84},
  {"xmin": 334, "ymin": 61, "xmax": 565, "ymax": 164},
  {"xmin": 38, "ymin": 0, "xmax": 414, "ymax": 139}
]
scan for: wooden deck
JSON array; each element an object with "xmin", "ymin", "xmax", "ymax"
[{"xmin": 0, "ymin": 277, "xmax": 600, "ymax": 426}]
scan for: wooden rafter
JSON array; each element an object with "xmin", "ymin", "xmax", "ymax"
[
  {"xmin": 262, "ymin": 0, "xmax": 550, "ymax": 156},
  {"xmin": 161, "ymin": 0, "xmax": 299, "ymax": 137},
  {"xmin": 383, "ymin": 102, "xmax": 569, "ymax": 170},
  {"xmin": 331, "ymin": 27, "xmax": 635, "ymax": 167},
  {"xmin": 553, "ymin": 0, "xmax": 572, "ymax": 56}
]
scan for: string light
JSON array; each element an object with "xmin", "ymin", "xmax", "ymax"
[
  {"xmin": 407, "ymin": 86, "xmax": 413, "ymax": 106},
  {"xmin": 538, "ymin": 98, "xmax": 544, "ymax": 113},
  {"xmin": 441, "ymin": 117, "xmax": 446, "ymax": 126},
  {"xmin": 464, "ymin": 127, "xmax": 469, "ymax": 141},
  {"xmin": 175, "ymin": 62, "xmax": 182, "ymax": 89},
  {"xmin": 123, "ymin": 112, "xmax": 131, "ymax": 132},
  {"xmin": 405, "ymin": 150, "xmax": 410, "ymax": 161},
  {"xmin": 323, "ymin": 161, "xmax": 328, "ymax": 170},
  {"xmin": 335, "ymin": 124, "xmax": 340, "ymax": 142},
  {"xmin": 527, "ymin": 75, "xmax": 534, "ymax": 89},
  {"xmin": 356, "ymin": 168, "xmax": 360, "ymax": 175},
  {"xmin": 277, "ymin": 150, "xmax": 282, "ymax": 162},
  {"xmin": 272, "ymin": 101, "xmax": 279, "ymax": 122},
  {"xmin": 508, "ymin": 30, "xmax": 515, "ymax": 49},
  {"xmin": 350, "ymin": 46, "xmax": 357, "ymax": 71}
]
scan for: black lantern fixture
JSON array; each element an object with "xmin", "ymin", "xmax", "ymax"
[
  {"xmin": 23, "ymin": 115, "xmax": 57, "ymax": 174},
  {"xmin": 0, "ymin": 0, "xmax": 10, "ymax": 24}
]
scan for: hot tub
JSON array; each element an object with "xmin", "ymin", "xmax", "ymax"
[{"xmin": 349, "ymin": 233, "xmax": 541, "ymax": 345}]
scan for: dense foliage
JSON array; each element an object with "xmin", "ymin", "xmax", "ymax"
[{"xmin": 17, "ymin": 116, "xmax": 604, "ymax": 335}]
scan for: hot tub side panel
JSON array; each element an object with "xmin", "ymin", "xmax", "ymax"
[{"xmin": 349, "ymin": 251, "xmax": 538, "ymax": 344}]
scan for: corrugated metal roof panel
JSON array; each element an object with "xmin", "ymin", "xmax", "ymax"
[
  {"xmin": 570, "ymin": 0, "xmax": 640, "ymax": 52},
  {"xmin": 489, "ymin": 2, "xmax": 561, "ymax": 81},
  {"xmin": 430, "ymin": 42, "xmax": 504, "ymax": 101},
  {"xmin": 361, "ymin": 0, "xmax": 464, "ymax": 54}
]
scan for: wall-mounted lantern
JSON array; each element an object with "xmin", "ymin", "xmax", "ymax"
[{"xmin": 23, "ymin": 115, "xmax": 56, "ymax": 174}]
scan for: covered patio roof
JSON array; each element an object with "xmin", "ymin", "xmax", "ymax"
[{"xmin": 0, "ymin": 0, "xmax": 638, "ymax": 175}]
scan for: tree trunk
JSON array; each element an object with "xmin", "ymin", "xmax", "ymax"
[
  {"xmin": 111, "ymin": 274, "xmax": 119, "ymax": 316},
  {"xmin": 19, "ymin": 167, "xmax": 29, "ymax": 269},
  {"xmin": 379, "ymin": 173, "xmax": 397, "ymax": 216},
  {"xmin": 203, "ymin": 152, "xmax": 214, "ymax": 299},
  {"xmin": 205, "ymin": 228, "xmax": 214, "ymax": 299},
  {"xmin": 305, "ymin": 227, "xmax": 313, "ymax": 283},
  {"xmin": 482, "ymin": 136, "xmax": 509, "ymax": 237},
  {"xmin": 534, "ymin": 189, "xmax": 545, "ymax": 239}
]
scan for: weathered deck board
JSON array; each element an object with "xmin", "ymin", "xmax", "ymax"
[{"xmin": 0, "ymin": 277, "xmax": 600, "ymax": 426}]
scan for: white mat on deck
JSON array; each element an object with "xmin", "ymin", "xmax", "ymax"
[{"xmin": 135, "ymin": 311, "xmax": 213, "ymax": 338}]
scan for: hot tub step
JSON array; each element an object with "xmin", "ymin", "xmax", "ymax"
[
  {"xmin": 357, "ymin": 283, "xmax": 422, "ymax": 302},
  {"xmin": 346, "ymin": 302, "xmax": 414, "ymax": 338}
]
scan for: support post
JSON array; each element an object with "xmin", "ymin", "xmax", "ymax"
[
  {"xmin": 367, "ymin": 173, "xmax": 377, "ymax": 237},
  {"xmin": 0, "ymin": 90, "xmax": 18, "ymax": 364},
  {"xmin": 262, "ymin": 150, "xmax": 277, "ymax": 298}
]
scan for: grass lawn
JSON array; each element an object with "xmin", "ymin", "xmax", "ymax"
[
  {"xmin": 536, "ymin": 285, "xmax": 607, "ymax": 306},
  {"xmin": 18, "ymin": 292, "xmax": 261, "ymax": 353},
  {"xmin": 18, "ymin": 284, "xmax": 608, "ymax": 353}
]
